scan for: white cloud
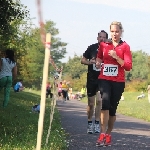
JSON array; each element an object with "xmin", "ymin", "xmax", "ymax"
[{"xmin": 70, "ymin": 0, "xmax": 150, "ymax": 13}]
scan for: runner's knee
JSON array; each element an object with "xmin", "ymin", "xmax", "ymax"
[
  {"xmin": 88, "ymin": 98, "xmax": 95, "ymax": 107},
  {"xmin": 109, "ymin": 100, "xmax": 119, "ymax": 116},
  {"xmin": 102, "ymin": 99, "xmax": 110, "ymax": 110},
  {"xmin": 109, "ymin": 106, "xmax": 117, "ymax": 116},
  {"xmin": 96, "ymin": 100, "xmax": 101, "ymax": 106},
  {"xmin": 88, "ymin": 101, "xmax": 95, "ymax": 107},
  {"xmin": 101, "ymin": 93, "xmax": 110, "ymax": 110}
]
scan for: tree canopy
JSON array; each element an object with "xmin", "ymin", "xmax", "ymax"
[
  {"xmin": 0, "ymin": 0, "xmax": 29, "ymax": 49},
  {"xmin": 19, "ymin": 20, "xmax": 67, "ymax": 87}
]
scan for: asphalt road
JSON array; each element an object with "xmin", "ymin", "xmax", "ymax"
[{"xmin": 57, "ymin": 99, "xmax": 150, "ymax": 150}]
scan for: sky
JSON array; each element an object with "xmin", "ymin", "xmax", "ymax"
[{"xmin": 21, "ymin": 0, "xmax": 150, "ymax": 62}]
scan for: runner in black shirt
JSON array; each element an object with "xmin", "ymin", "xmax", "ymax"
[{"xmin": 81, "ymin": 30, "xmax": 108, "ymax": 134}]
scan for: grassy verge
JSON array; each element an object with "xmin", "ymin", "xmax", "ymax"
[
  {"xmin": 81, "ymin": 92, "xmax": 150, "ymax": 122},
  {"xmin": 0, "ymin": 89, "xmax": 68, "ymax": 150},
  {"xmin": 117, "ymin": 92, "xmax": 150, "ymax": 122}
]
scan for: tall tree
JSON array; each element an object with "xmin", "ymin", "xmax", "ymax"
[
  {"xmin": 19, "ymin": 20, "xmax": 67, "ymax": 87},
  {"xmin": 64, "ymin": 54, "xmax": 87, "ymax": 79},
  {"xmin": 0, "ymin": 0, "xmax": 29, "ymax": 49},
  {"xmin": 130, "ymin": 50, "xmax": 149, "ymax": 79}
]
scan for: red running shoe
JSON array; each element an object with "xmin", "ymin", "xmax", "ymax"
[
  {"xmin": 96, "ymin": 133, "xmax": 106, "ymax": 147},
  {"xmin": 105, "ymin": 134, "xmax": 112, "ymax": 146}
]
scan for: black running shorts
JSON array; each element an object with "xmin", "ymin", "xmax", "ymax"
[
  {"xmin": 87, "ymin": 78, "xmax": 99, "ymax": 97},
  {"xmin": 98, "ymin": 79, "xmax": 125, "ymax": 116}
]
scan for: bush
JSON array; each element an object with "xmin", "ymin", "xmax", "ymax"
[{"xmin": 125, "ymin": 79, "xmax": 148, "ymax": 92}]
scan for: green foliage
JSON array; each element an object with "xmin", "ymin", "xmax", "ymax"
[
  {"xmin": 0, "ymin": 0, "xmax": 33, "ymax": 83},
  {"xmin": 71, "ymin": 72, "xmax": 87, "ymax": 91},
  {"xmin": 130, "ymin": 50, "xmax": 149, "ymax": 79},
  {"xmin": 117, "ymin": 92, "xmax": 150, "ymax": 122},
  {"xmin": 125, "ymin": 80, "xmax": 148, "ymax": 92},
  {"xmin": 0, "ymin": 0, "xmax": 29, "ymax": 49},
  {"xmin": 64, "ymin": 54, "xmax": 87, "ymax": 79},
  {"xmin": 16, "ymin": 20, "xmax": 67, "ymax": 87},
  {"xmin": 63, "ymin": 55, "xmax": 87, "ymax": 91},
  {"xmin": 0, "ymin": 90, "xmax": 68, "ymax": 149},
  {"xmin": 45, "ymin": 21, "xmax": 67, "ymax": 63}
]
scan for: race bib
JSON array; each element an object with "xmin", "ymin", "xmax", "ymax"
[
  {"xmin": 93, "ymin": 63, "xmax": 104, "ymax": 71},
  {"xmin": 93, "ymin": 64, "xmax": 100, "ymax": 71},
  {"xmin": 103, "ymin": 64, "xmax": 118, "ymax": 76}
]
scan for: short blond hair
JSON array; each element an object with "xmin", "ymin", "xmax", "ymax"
[{"xmin": 110, "ymin": 21, "xmax": 124, "ymax": 32}]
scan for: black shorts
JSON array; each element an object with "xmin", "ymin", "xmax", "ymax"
[
  {"xmin": 62, "ymin": 90, "xmax": 67, "ymax": 99},
  {"xmin": 58, "ymin": 92, "xmax": 62, "ymax": 96},
  {"xmin": 87, "ymin": 78, "xmax": 99, "ymax": 97},
  {"xmin": 98, "ymin": 79, "xmax": 125, "ymax": 116}
]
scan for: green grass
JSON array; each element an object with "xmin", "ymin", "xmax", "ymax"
[
  {"xmin": 0, "ymin": 89, "xmax": 68, "ymax": 150},
  {"xmin": 81, "ymin": 92, "xmax": 150, "ymax": 122},
  {"xmin": 1, "ymin": 90, "xmax": 149, "ymax": 149},
  {"xmin": 117, "ymin": 92, "xmax": 150, "ymax": 122}
]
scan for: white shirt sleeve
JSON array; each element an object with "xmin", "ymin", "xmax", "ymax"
[{"xmin": 18, "ymin": 82, "xmax": 23, "ymax": 87}]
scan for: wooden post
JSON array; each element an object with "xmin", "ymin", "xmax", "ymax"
[{"xmin": 36, "ymin": 33, "xmax": 51, "ymax": 150}]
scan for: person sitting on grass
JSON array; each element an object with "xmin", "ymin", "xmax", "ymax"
[
  {"xmin": 14, "ymin": 79, "xmax": 24, "ymax": 92},
  {"xmin": 137, "ymin": 91, "xmax": 145, "ymax": 100},
  {"xmin": 32, "ymin": 104, "xmax": 40, "ymax": 113}
]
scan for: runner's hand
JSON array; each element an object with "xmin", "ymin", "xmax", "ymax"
[
  {"xmin": 95, "ymin": 61, "xmax": 100, "ymax": 69},
  {"xmin": 89, "ymin": 57, "xmax": 96, "ymax": 64},
  {"xmin": 108, "ymin": 50, "xmax": 117, "ymax": 59}
]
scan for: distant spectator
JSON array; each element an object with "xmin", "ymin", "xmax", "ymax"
[
  {"xmin": 32, "ymin": 104, "xmax": 40, "ymax": 113},
  {"xmin": 14, "ymin": 79, "xmax": 24, "ymax": 92},
  {"xmin": 70, "ymin": 93, "xmax": 75, "ymax": 99},
  {"xmin": 0, "ymin": 49, "xmax": 17, "ymax": 107},
  {"xmin": 68, "ymin": 87, "xmax": 73, "ymax": 100},
  {"xmin": 147, "ymin": 84, "xmax": 150, "ymax": 103},
  {"xmin": 57, "ymin": 81, "xmax": 62, "ymax": 99},
  {"xmin": 46, "ymin": 82, "xmax": 53, "ymax": 98},
  {"xmin": 137, "ymin": 91, "xmax": 145, "ymax": 100},
  {"xmin": 75, "ymin": 92, "xmax": 81, "ymax": 100},
  {"xmin": 66, "ymin": 81, "xmax": 70, "ymax": 100},
  {"xmin": 61, "ymin": 80, "xmax": 68, "ymax": 102},
  {"xmin": 80, "ymin": 85, "xmax": 86, "ymax": 98}
]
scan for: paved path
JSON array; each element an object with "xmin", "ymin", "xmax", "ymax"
[{"xmin": 57, "ymin": 99, "xmax": 150, "ymax": 150}]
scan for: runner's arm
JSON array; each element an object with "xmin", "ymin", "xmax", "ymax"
[
  {"xmin": 96, "ymin": 43, "xmax": 103, "ymax": 68},
  {"xmin": 12, "ymin": 65, "xmax": 17, "ymax": 80},
  {"xmin": 81, "ymin": 45, "xmax": 92, "ymax": 65},
  {"xmin": 81, "ymin": 56, "xmax": 91, "ymax": 65},
  {"xmin": 120, "ymin": 45, "xmax": 132, "ymax": 71},
  {"xmin": 95, "ymin": 58, "xmax": 102, "ymax": 69}
]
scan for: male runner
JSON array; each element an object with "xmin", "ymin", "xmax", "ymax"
[{"xmin": 81, "ymin": 30, "xmax": 108, "ymax": 133}]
